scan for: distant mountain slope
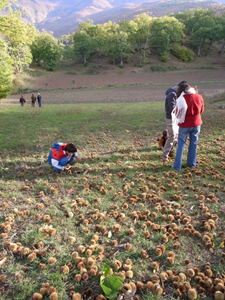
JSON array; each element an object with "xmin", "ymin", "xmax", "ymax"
[
  {"xmin": 13, "ymin": 0, "xmax": 225, "ymax": 36},
  {"xmin": 12, "ymin": 0, "xmax": 56, "ymax": 23},
  {"xmin": 89, "ymin": 1, "xmax": 225, "ymax": 28}
]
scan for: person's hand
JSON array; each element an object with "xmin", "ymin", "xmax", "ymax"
[
  {"xmin": 64, "ymin": 165, "xmax": 71, "ymax": 170},
  {"xmin": 76, "ymin": 156, "xmax": 82, "ymax": 161}
]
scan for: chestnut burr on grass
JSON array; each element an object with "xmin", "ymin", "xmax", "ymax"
[{"xmin": 0, "ymin": 93, "xmax": 225, "ymax": 300}]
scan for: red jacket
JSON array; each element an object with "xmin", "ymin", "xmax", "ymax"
[
  {"xmin": 179, "ymin": 94, "xmax": 204, "ymax": 127},
  {"xmin": 51, "ymin": 143, "xmax": 67, "ymax": 160}
]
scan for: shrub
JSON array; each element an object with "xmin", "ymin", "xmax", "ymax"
[
  {"xmin": 140, "ymin": 57, "xmax": 147, "ymax": 66},
  {"xmin": 151, "ymin": 66, "xmax": 177, "ymax": 72},
  {"xmin": 151, "ymin": 66, "xmax": 164, "ymax": 72},
  {"xmin": 13, "ymin": 75, "xmax": 24, "ymax": 93},
  {"xmin": 172, "ymin": 44, "xmax": 195, "ymax": 62},
  {"xmin": 160, "ymin": 52, "xmax": 169, "ymax": 62}
]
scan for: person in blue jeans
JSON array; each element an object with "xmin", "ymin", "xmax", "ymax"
[
  {"xmin": 173, "ymin": 83, "xmax": 204, "ymax": 171},
  {"xmin": 37, "ymin": 93, "xmax": 42, "ymax": 107}
]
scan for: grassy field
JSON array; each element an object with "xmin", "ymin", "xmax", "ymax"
[{"xmin": 0, "ymin": 94, "xmax": 225, "ymax": 300}]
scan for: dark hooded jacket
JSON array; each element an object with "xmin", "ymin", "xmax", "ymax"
[
  {"xmin": 165, "ymin": 87, "xmax": 177, "ymax": 119},
  {"xmin": 31, "ymin": 94, "xmax": 36, "ymax": 103},
  {"xmin": 19, "ymin": 96, "xmax": 26, "ymax": 103}
]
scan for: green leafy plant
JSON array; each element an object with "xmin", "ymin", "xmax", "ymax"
[
  {"xmin": 160, "ymin": 52, "xmax": 169, "ymax": 62},
  {"xmin": 172, "ymin": 44, "xmax": 195, "ymax": 62},
  {"xmin": 100, "ymin": 264, "xmax": 123, "ymax": 299}
]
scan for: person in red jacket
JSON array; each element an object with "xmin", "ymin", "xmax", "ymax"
[
  {"xmin": 48, "ymin": 142, "xmax": 81, "ymax": 171},
  {"xmin": 173, "ymin": 83, "xmax": 204, "ymax": 171},
  {"xmin": 19, "ymin": 95, "xmax": 26, "ymax": 107}
]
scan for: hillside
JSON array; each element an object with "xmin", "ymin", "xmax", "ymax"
[{"xmin": 13, "ymin": 0, "xmax": 225, "ymax": 36}]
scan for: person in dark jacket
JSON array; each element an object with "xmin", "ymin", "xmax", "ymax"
[
  {"xmin": 19, "ymin": 95, "xmax": 26, "ymax": 107},
  {"xmin": 31, "ymin": 93, "xmax": 36, "ymax": 107},
  {"xmin": 37, "ymin": 93, "xmax": 42, "ymax": 108},
  {"xmin": 162, "ymin": 86, "xmax": 177, "ymax": 161},
  {"xmin": 162, "ymin": 81, "xmax": 187, "ymax": 162}
]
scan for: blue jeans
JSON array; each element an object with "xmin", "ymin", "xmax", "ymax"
[
  {"xmin": 173, "ymin": 126, "xmax": 201, "ymax": 171},
  {"xmin": 48, "ymin": 151, "xmax": 74, "ymax": 171}
]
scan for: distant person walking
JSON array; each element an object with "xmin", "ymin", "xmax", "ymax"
[
  {"xmin": 19, "ymin": 95, "xmax": 26, "ymax": 107},
  {"xmin": 31, "ymin": 93, "xmax": 36, "ymax": 107},
  {"xmin": 37, "ymin": 93, "xmax": 42, "ymax": 108},
  {"xmin": 173, "ymin": 83, "xmax": 204, "ymax": 171}
]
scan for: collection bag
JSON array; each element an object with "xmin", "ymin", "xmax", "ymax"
[
  {"xmin": 171, "ymin": 91, "xmax": 187, "ymax": 135},
  {"xmin": 175, "ymin": 91, "xmax": 187, "ymax": 124}
]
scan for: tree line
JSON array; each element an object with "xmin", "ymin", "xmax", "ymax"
[{"xmin": 1, "ymin": 0, "xmax": 225, "ymax": 99}]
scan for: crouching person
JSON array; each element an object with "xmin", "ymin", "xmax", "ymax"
[{"xmin": 48, "ymin": 142, "xmax": 81, "ymax": 172}]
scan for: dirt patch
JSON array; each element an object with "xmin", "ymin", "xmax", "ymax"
[
  {"xmin": 4, "ymin": 83, "xmax": 225, "ymax": 105},
  {"xmin": 4, "ymin": 68, "xmax": 225, "ymax": 104},
  {"xmin": 20, "ymin": 68, "xmax": 225, "ymax": 90}
]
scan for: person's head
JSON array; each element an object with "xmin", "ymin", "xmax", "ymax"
[
  {"xmin": 172, "ymin": 86, "xmax": 177, "ymax": 93},
  {"xmin": 163, "ymin": 129, "xmax": 168, "ymax": 137},
  {"xmin": 21, "ymin": 95, "xmax": 23, "ymax": 97},
  {"xmin": 178, "ymin": 80, "xmax": 187, "ymax": 87},
  {"xmin": 65, "ymin": 143, "xmax": 77, "ymax": 155},
  {"xmin": 177, "ymin": 83, "xmax": 191, "ymax": 98}
]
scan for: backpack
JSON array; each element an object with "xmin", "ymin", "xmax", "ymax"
[
  {"xmin": 52, "ymin": 142, "xmax": 63, "ymax": 152},
  {"xmin": 162, "ymin": 136, "xmax": 166, "ymax": 147}
]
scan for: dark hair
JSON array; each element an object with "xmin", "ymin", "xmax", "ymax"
[
  {"xmin": 163, "ymin": 129, "xmax": 168, "ymax": 137},
  {"xmin": 178, "ymin": 80, "xmax": 187, "ymax": 86},
  {"xmin": 177, "ymin": 83, "xmax": 190, "ymax": 98},
  {"xmin": 65, "ymin": 143, "xmax": 77, "ymax": 153}
]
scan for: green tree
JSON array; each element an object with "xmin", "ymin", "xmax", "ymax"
[
  {"xmin": 189, "ymin": 9, "xmax": 217, "ymax": 56},
  {"xmin": 31, "ymin": 31, "xmax": 64, "ymax": 70},
  {"xmin": 73, "ymin": 29, "xmax": 97, "ymax": 64},
  {"xmin": 220, "ymin": 15, "xmax": 225, "ymax": 55},
  {"xmin": 0, "ymin": 0, "xmax": 35, "ymax": 98},
  {"xmin": 78, "ymin": 20, "xmax": 105, "ymax": 57},
  {"xmin": 174, "ymin": 9, "xmax": 196, "ymax": 36},
  {"xmin": 117, "ymin": 30, "xmax": 132, "ymax": 66},
  {"xmin": 132, "ymin": 14, "xmax": 152, "ymax": 64},
  {"xmin": 119, "ymin": 19, "xmax": 138, "ymax": 46},
  {"xmin": 206, "ymin": 15, "xmax": 223, "ymax": 56},
  {"xmin": 0, "ymin": 41, "xmax": 13, "ymax": 99},
  {"xmin": 102, "ymin": 21, "xmax": 120, "ymax": 65},
  {"xmin": 174, "ymin": 8, "xmax": 222, "ymax": 56},
  {"xmin": 59, "ymin": 34, "xmax": 74, "ymax": 59},
  {"xmin": 8, "ymin": 43, "xmax": 33, "ymax": 73},
  {"xmin": 102, "ymin": 21, "xmax": 132, "ymax": 66},
  {"xmin": 151, "ymin": 16, "xmax": 184, "ymax": 61}
]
